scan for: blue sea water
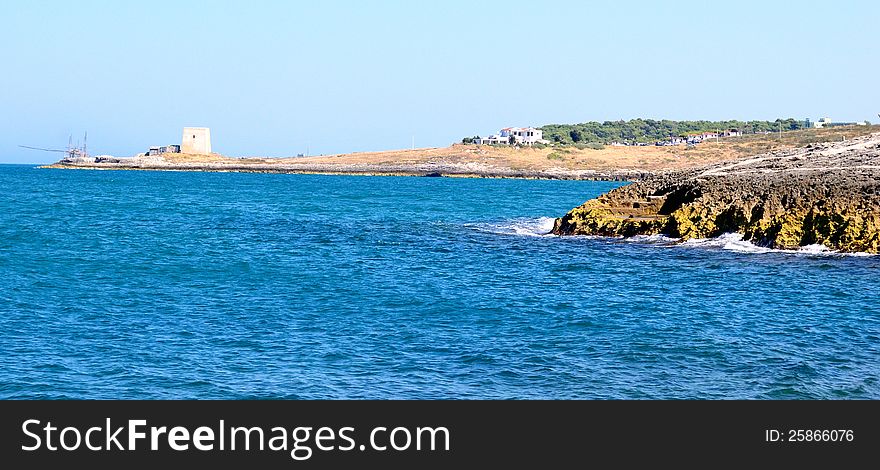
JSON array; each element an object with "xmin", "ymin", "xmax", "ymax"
[{"xmin": 0, "ymin": 164, "xmax": 878, "ymax": 399}]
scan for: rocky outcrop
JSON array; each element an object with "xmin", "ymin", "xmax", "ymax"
[{"xmin": 553, "ymin": 133, "xmax": 880, "ymax": 253}]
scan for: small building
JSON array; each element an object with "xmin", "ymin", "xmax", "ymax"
[
  {"xmin": 683, "ymin": 132, "xmax": 717, "ymax": 143},
  {"xmin": 813, "ymin": 117, "xmax": 866, "ymax": 128},
  {"xmin": 477, "ymin": 134, "xmax": 508, "ymax": 145},
  {"xmin": 144, "ymin": 144, "xmax": 182, "ymax": 156},
  {"xmin": 813, "ymin": 117, "xmax": 833, "ymax": 128}
]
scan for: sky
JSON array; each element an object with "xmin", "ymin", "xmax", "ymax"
[{"xmin": 1, "ymin": 0, "xmax": 878, "ymax": 163}]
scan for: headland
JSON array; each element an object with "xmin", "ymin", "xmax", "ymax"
[{"xmin": 553, "ymin": 132, "xmax": 880, "ymax": 253}]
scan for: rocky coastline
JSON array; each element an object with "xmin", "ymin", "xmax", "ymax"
[
  {"xmin": 42, "ymin": 158, "xmax": 648, "ymax": 181},
  {"xmin": 553, "ymin": 133, "xmax": 880, "ymax": 253}
]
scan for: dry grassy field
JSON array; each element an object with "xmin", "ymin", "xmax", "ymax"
[{"xmin": 235, "ymin": 125, "xmax": 880, "ymax": 172}]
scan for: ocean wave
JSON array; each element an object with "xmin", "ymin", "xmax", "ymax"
[
  {"xmin": 623, "ymin": 234, "xmax": 678, "ymax": 245},
  {"xmin": 679, "ymin": 233, "xmax": 873, "ymax": 257},
  {"xmin": 680, "ymin": 233, "xmax": 776, "ymax": 253},
  {"xmin": 565, "ymin": 230, "xmax": 873, "ymax": 256},
  {"xmin": 475, "ymin": 220, "xmax": 875, "ymax": 256},
  {"xmin": 467, "ymin": 216, "xmax": 557, "ymax": 237}
]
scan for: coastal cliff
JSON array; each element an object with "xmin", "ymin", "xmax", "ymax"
[{"xmin": 553, "ymin": 133, "xmax": 880, "ymax": 253}]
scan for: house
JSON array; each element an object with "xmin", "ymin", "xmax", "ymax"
[
  {"xmin": 504, "ymin": 127, "xmax": 544, "ymax": 145},
  {"xmin": 813, "ymin": 117, "xmax": 833, "ymax": 128},
  {"xmin": 813, "ymin": 117, "xmax": 866, "ymax": 128},
  {"xmin": 475, "ymin": 127, "xmax": 546, "ymax": 145},
  {"xmin": 659, "ymin": 136, "xmax": 685, "ymax": 145}
]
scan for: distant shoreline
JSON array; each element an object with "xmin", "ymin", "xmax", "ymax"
[
  {"xmin": 39, "ymin": 162, "xmax": 642, "ymax": 181},
  {"xmin": 39, "ymin": 126, "xmax": 880, "ymax": 181}
]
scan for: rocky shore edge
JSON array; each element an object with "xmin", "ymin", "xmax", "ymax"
[
  {"xmin": 552, "ymin": 133, "xmax": 880, "ymax": 253},
  {"xmin": 41, "ymin": 160, "xmax": 648, "ymax": 181}
]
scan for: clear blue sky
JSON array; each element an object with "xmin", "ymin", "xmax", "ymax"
[{"xmin": 1, "ymin": 0, "xmax": 877, "ymax": 163}]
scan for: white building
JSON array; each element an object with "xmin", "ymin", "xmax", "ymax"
[
  {"xmin": 477, "ymin": 134, "xmax": 508, "ymax": 145},
  {"xmin": 812, "ymin": 117, "xmax": 866, "ymax": 128},
  {"xmin": 813, "ymin": 117, "xmax": 833, "ymax": 129},
  {"xmin": 476, "ymin": 127, "xmax": 546, "ymax": 145},
  {"xmin": 181, "ymin": 127, "xmax": 212, "ymax": 154}
]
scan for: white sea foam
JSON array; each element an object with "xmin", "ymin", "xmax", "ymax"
[
  {"xmin": 468, "ymin": 216, "xmax": 557, "ymax": 237},
  {"xmin": 624, "ymin": 234, "xmax": 678, "ymax": 245},
  {"xmin": 680, "ymin": 232, "xmax": 775, "ymax": 253},
  {"xmin": 679, "ymin": 233, "xmax": 873, "ymax": 257},
  {"xmin": 474, "ymin": 220, "xmax": 876, "ymax": 256}
]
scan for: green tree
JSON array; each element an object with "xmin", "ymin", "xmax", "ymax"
[{"xmin": 538, "ymin": 118, "xmax": 810, "ymax": 146}]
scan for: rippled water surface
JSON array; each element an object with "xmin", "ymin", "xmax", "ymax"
[{"xmin": 1, "ymin": 165, "xmax": 878, "ymax": 399}]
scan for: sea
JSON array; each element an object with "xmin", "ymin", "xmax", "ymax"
[{"xmin": 1, "ymin": 164, "xmax": 877, "ymax": 399}]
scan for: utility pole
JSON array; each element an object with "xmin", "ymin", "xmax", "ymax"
[{"xmin": 411, "ymin": 136, "xmax": 415, "ymax": 150}]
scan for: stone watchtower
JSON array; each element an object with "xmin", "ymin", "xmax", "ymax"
[{"xmin": 181, "ymin": 127, "xmax": 212, "ymax": 154}]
